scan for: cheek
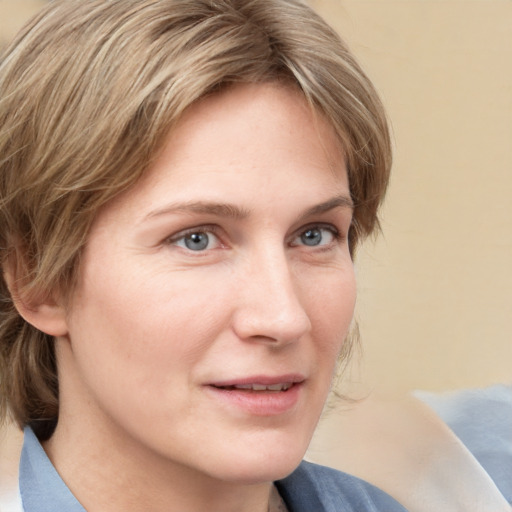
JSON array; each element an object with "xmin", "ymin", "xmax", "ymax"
[
  {"xmin": 67, "ymin": 265, "xmax": 234, "ymax": 382},
  {"xmin": 307, "ymin": 266, "xmax": 356, "ymax": 336},
  {"xmin": 63, "ymin": 274, "xmax": 235, "ymax": 442},
  {"xmin": 305, "ymin": 267, "xmax": 357, "ymax": 379}
]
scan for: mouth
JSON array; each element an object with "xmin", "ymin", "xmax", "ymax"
[{"xmin": 205, "ymin": 376, "xmax": 305, "ymax": 416}]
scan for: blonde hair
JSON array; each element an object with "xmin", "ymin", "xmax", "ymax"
[{"xmin": 0, "ymin": 0, "xmax": 391, "ymax": 439}]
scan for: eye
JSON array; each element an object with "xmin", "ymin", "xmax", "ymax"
[
  {"xmin": 291, "ymin": 225, "xmax": 338, "ymax": 247},
  {"xmin": 171, "ymin": 229, "xmax": 222, "ymax": 252}
]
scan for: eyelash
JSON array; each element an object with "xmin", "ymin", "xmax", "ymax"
[
  {"xmin": 165, "ymin": 223, "xmax": 344, "ymax": 253},
  {"xmin": 290, "ymin": 223, "xmax": 342, "ymax": 247},
  {"xmin": 165, "ymin": 224, "xmax": 223, "ymax": 250}
]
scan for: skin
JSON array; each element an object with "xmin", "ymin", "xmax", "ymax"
[{"xmin": 39, "ymin": 82, "xmax": 356, "ymax": 512}]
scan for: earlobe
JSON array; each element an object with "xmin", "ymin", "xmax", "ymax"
[{"xmin": 2, "ymin": 266, "xmax": 69, "ymax": 338}]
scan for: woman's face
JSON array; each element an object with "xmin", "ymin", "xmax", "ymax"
[{"xmin": 58, "ymin": 82, "xmax": 356, "ymax": 484}]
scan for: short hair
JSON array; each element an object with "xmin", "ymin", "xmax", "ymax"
[{"xmin": 0, "ymin": 0, "xmax": 391, "ymax": 439}]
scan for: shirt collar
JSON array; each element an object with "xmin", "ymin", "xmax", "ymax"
[{"xmin": 19, "ymin": 427, "xmax": 86, "ymax": 512}]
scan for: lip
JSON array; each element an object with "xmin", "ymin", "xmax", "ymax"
[{"xmin": 205, "ymin": 374, "xmax": 305, "ymax": 416}]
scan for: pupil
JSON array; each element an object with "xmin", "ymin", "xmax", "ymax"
[
  {"xmin": 185, "ymin": 232, "xmax": 209, "ymax": 251},
  {"xmin": 301, "ymin": 229, "xmax": 321, "ymax": 246}
]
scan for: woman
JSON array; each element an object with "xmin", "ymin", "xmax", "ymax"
[{"xmin": 0, "ymin": 1, "xmax": 405, "ymax": 510}]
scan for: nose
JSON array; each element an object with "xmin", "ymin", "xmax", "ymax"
[{"xmin": 231, "ymin": 250, "xmax": 312, "ymax": 346}]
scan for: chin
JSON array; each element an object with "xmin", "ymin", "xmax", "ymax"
[
  {"xmin": 206, "ymin": 435, "xmax": 309, "ymax": 485},
  {"xmin": 217, "ymin": 458, "xmax": 303, "ymax": 485}
]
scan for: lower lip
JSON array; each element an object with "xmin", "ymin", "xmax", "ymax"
[{"xmin": 205, "ymin": 383, "xmax": 303, "ymax": 416}]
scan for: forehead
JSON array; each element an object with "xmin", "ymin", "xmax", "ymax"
[
  {"xmin": 149, "ymin": 83, "xmax": 344, "ymax": 180},
  {"xmin": 98, "ymin": 82, "xmax": 348, "ymax": 223}
]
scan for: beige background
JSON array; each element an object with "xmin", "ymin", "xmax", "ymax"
[
  {"xmin": 1, "ymin": 0, "xmax": 511, "ymax": 399},
  {"xmin": 311, "ymin": 0, "xmax": 512, "ymax": 397}
]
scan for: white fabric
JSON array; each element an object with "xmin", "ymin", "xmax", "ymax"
[
  {"xmin": 307, "ymin": 393, "xmax": 512, "ymax": 512},
  {"xmin": 415, "ymin": 384, "xmax": 512, "ymax": 504},
  {"xmin": 0, "ymin": 423, "xmax": 23, "ymax": 512}
]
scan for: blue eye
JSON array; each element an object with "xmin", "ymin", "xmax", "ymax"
[
  {"xmin": 173, "ymin": 230, "xmax": 220, "ymax": 251},
  {"xmin": 294, "ymin": 226, "xmax": 337, "ymax": 247},
  {"xmin": 301, "ymin": 228, "xmax": 323, "ymax": 246},
  {"xmin": 184, "ymin": 232, "xmax": 209, "ymax": 251}
]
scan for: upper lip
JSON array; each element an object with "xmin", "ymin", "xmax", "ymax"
[{"xmin": 207, "ymin": 374, "xmax": 306, "ymax": 388}]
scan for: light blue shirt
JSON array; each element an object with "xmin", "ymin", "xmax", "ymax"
[
  {"xmin": 20, "ymin": 428, "xmax": 84, "ymax": 512},
  {"xmin": 20, "ymin": 427, "xmax": 408, "ymax": 512}
]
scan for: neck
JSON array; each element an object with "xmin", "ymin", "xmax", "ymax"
[{"xmin": 43, "ymin": 420, "xmax": 273, "ymax": 512}]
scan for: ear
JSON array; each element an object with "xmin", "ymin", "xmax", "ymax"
[{"xmin": 2, "ymin": 264, "xmax": 69, "ymax": 338}]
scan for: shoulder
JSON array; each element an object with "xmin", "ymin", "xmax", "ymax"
[
  {"xmin": 276, "ymin": 461, "xmax": 408, "ymax": 512},
  {"xmin": 414, "ymin": 384, "xmax": 512, "ymax": 432},
  {"xmin": 414, "ymin": 385, "xmax": 512, "ymax": 463},
  {"xmin": 415, "ymin": 384, "xmax": 512, "ymax": 503}
]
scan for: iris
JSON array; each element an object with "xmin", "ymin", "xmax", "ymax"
[
  {"xmin": 301, "ymin": 228, "xmax": 322, "ymax": 246},
  {"xmin": 184, "ymin": 232, "xmax": 210, "ymax": 251}
]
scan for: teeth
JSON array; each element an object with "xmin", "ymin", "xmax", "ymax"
[
  {"xmin": 267, "ymin": 384, "xmax": 286, "ymax": 391},
  {"xmin": 230, "ymin": 383, "xmax": 292, "ymax": 392}
]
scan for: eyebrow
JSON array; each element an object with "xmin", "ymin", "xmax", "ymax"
[
  {"xmin": 145, "ymin": 201, "xmax": 251, "ymax": 221},
  {"xmin": 144, "ymin": 195, "xmax": 354, "ymax": 222},
  {"xmin": 298, "ymin": 195, "xmax": 354, "ymax": 220}
]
